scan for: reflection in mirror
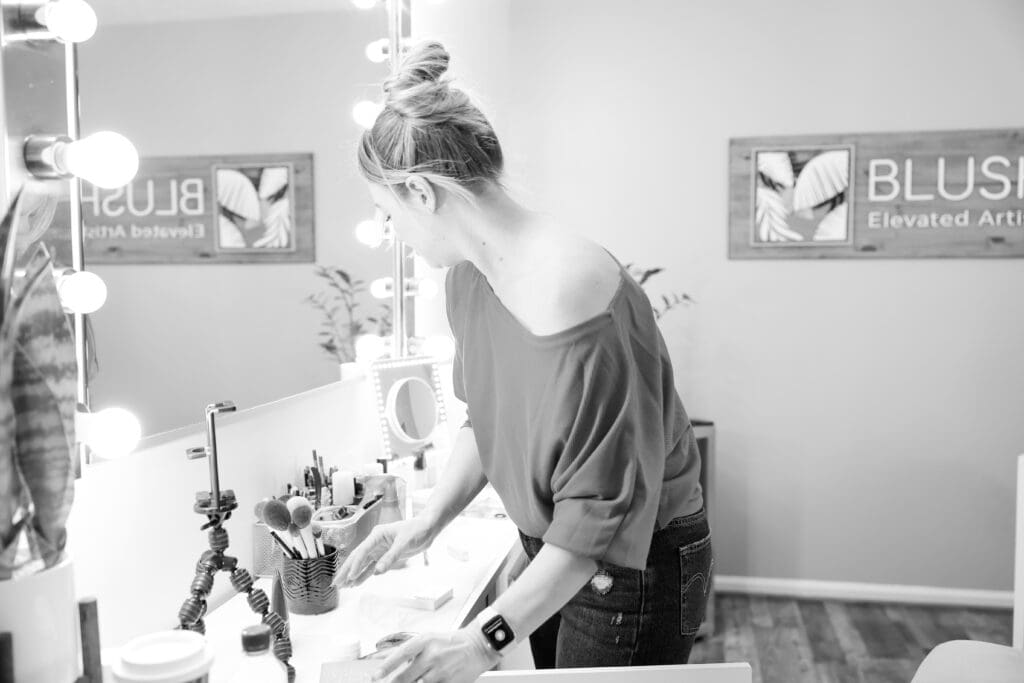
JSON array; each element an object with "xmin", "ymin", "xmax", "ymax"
[
  {"xmin": 75, "ymin": 4, "xmax": 396, "ymax": 439},
  {"xmin": 370, "ymin": 356, "xmax": 448, "ymax": 460},
  {"xmin": 387, "ymin": 376, "xmax": 438, "ymax": 443}
]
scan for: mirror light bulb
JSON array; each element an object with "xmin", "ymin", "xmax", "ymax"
[
  {"xmin": 355, "ymin": 334, "xmax": 388, "ymax": 363},
  {"xmin": 39, "ymin": 0, "xmax": 97, "ymax": 43},
  {"xmin": 369, "ymin": 278, "xmax": 393, "ymax": 299},
  {"xmin": 351, "ymin": 0, "xmax": 377, "ymax": 9},
  {"xmin": 59, "ymin": 131, "xmax": 139, "ymax": 189},
  {"xmin": 352, "ymin": 100, "xmax": 384, "ymax": 129},
  {"xmin": 420, "ymin": 335, "xmax": 455, "ymax": 361},
  {"xmin": 365, "ymin": 38, "xmax": 389, "ymax": 64},
  {"xmin": 355, "ymin": 218, "xmax": 385, "ymax": 248},
  {"xmin": 79, "ymin": 407, "xmax": 142, "ymax": 459},
  {"xmin": 57, "ymin": 270, "xmax": 106, "ymax": 314}
]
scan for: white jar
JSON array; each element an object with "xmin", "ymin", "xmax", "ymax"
[{"xmin": 112, "ymin": 629, "xmax": 214, "ymax": 683}]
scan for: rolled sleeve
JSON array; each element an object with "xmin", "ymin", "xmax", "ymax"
[{"xmin": 541, "ymin": 345, "xmax": 660, "ymax": 569}]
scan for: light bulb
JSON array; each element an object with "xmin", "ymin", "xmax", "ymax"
[
  {"xmin": 420, "ymin": 335, "xmax": 455, "ymax": 361},
  {"xmin": 351, "ymin": 0, "xmax": 377, "ymax": 8},
  {"xmin": 352, "ymin": 100, "xmax": 384, "ymax": 129},
  {"xmin": 58, "ymin": 131, "xmax": 139, "ymax": 189},
  {"xmin": 355, "ymin": 334, "xmax": 388, "ymax": 363},
  {"xmin": 355, "ymin": 218, "xmax": 385, "ymax": 248},
  {"xmin": 56, "ymin": 270, "xmax": 106, "ymax": 314},
  {"xmin": 38, "ymin": 0, "xmax": 97, "ymax": 43},
  {"xmin": 365, "ymin": 38, "xmax": 389, "ymax": 63},
  {"xmin": 369, "ymin": 277, "xmax": 393, "ymax": 299},
  {"xmin": 77, "ymin": 407, "xmax": 142, "ymax": 459}
]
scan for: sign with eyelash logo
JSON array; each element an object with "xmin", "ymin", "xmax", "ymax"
[
  {"xmin": 82, "ymin": 152, "xmax": 315, "ymax": 264},
  {"xmin": 729, "ymin": 129, "xmax": 1024, "ymax": 258}
]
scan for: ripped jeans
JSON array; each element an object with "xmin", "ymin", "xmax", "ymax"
[{"xmin": 518, "ymin": 507, "xmax": 713, "ymax": 668}]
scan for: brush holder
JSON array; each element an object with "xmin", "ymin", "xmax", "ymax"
[
  {"xmin": 311, "ymin": 495, "xmax": 386, "ymax": 556},
  {"xmin": 277, "ymin": 544, "xmax": 341, "ymax": 615}
]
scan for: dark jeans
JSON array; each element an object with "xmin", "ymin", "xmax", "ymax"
[{"xmin": 518, "ymin": 507, "xmax": 713, "ymax": 668}]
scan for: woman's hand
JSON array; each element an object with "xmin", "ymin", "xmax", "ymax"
[
  {"xmin": 372, "ymin": 629, "xmax": 501, "ymax": 683},
  {"xmin": 333, "ymin": 517, "xmax": 436, "ymax": 587}
]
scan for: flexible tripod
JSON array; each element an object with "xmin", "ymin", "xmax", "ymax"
[{"xmin": 176, "ymin": 402, "xmax": 294, "ymax": 682}]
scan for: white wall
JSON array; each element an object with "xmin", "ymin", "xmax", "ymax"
[
  {"xmin": 67, "ymin": 358, "xmax": 463, "ymax": 649},
  {"xmin": 67, "ymin": 378, "xmax": 381, "ymax": 648},
  {"xmin": 413, "ymin": 0, "xmax": 1024, "ymax": 593},
  {"xmin": 78, "ymin": 10, "xmax": 394, "ymax": 436}
]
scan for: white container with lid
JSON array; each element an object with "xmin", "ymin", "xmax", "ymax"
[{"xmin": 112, "ymin": 630, "xmax": 214, "ymax": 683}]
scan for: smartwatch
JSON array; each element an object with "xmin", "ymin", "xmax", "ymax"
[{"xmin": 477, "ymin": 606, "xmax": 515, "ymax": 653}]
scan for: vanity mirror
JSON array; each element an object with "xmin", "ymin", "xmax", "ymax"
[
  {"xmin": 72, "ymin": 2, "xmax": 404, "ymax": 441},
  {"xmin": 369, "ymin": 355, "xmax": 447, "ymax": 460},
  {"xmin": 387, "ymin": 375, "xmax": 437, "ymax": 443}
]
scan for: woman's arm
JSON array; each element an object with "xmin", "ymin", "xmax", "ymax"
[
  {"xmin": 373, "ymin": 543, "xmax": 597, "ymax": 683},
  {"xmin": 335, "ymin": 426, "xmax": 487, "ymax": 585},
  {"xmin": 418, "ymin": 424, "xmax": 488, "ymax": 531},
  {"xmin": 488, "ymin": 543, "xmax": 596, "ymax": 645}
]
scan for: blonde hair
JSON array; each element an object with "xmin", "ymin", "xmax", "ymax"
[{"xmin": 358, "ymin": 40, "xmax": 504, "ymax": 206}]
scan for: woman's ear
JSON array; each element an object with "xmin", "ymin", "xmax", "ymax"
[{"xmin": 405, "ymin": 175, "xmax": 437, "ymax": 213}]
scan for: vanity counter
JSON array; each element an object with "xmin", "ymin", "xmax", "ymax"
[{"xmin": 203, "ymin": 515, "xmax": 520, "ymax": 682}]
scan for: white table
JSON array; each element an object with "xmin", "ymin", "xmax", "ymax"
[{"xmin": 203, "ymin": 515, "xmax": 519, "ymax": 683}]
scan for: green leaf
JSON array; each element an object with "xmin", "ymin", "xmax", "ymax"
[{"xmin": 639, "ymin": 268, "xmax": 663, "ymax": 286}]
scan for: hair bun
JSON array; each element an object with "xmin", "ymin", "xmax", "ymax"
[{"xmin": 382, "ymin": 40, "xmax": 451, "ymax": 107}]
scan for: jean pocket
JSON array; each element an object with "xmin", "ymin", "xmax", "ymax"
[{"xmin": 678, "ymin": 533, "xmax": 713, "ymax": 636}]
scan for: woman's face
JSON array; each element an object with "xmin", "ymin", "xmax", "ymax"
[{"xmin": 367, "ymin": 181, "xmax": 460, "ymax": 268}]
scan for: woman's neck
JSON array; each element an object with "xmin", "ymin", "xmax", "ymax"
[{"xmin": 454, "ymin": 189, "xmax": 549, "ymax": 289}]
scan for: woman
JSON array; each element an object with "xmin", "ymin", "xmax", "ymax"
[{"xmin": 334, "ymin": 41, "xmax": 711, "ymax": 683}]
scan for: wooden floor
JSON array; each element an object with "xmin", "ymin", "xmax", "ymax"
[{"xmin": 688, "ymin": 594, "xmax": 1014, "ymax": 683}]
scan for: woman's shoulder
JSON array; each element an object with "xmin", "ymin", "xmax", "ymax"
[{"xmin": 541, "ymin": 234, "xmax": 623, "ymax": 328}]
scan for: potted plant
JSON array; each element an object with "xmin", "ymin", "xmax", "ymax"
[
  {"xmin": 624, "ymin": 263, "xmax": 694, "ymax": 320},
  {"xmin": 304, "ymin": 266, "xmax": 393, "ymax": 380},
  {"xmin": 0, "ymin": 189, "xmax": 83, "ymax": 683}
]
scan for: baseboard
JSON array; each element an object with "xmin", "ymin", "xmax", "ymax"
[{"xmin": 715, "ymin": 575, "xmax": 1013, "ymax": 609}]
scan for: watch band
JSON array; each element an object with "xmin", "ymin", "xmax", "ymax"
[{"xmin": 476, "ymin": 606, "xmax": 515, "ymax": 653}]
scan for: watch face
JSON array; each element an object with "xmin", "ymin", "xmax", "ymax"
[{"xmin": 483, "ymin": 615, "xmax": 514, "ymax": 650}]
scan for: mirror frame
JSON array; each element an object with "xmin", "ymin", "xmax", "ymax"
[{"xmin": 369, "ymin": 355, "xmax": 447, "ymax": 460}]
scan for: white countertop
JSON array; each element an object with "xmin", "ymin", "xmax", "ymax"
[{"xmin": 203, "ymin": 515, "xmax": 519, "ymax": 683}]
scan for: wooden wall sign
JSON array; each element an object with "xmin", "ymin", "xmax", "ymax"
[
  {"xmin": 729, "ymin": 129, "xmax": 1024, "ymax": 258},
  {"xmin": 83, "ymin": 153, "xmax": 315, "ymax": 264}
]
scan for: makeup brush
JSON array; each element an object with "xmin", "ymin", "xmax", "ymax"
[
  {"xmin": 260, "ymin": 501, "xmax": 300, "ymax": 560},
  {"xmin": 312, "ymin": 467, "xmax": 322, "ymax": 509},
  {"xmin": 256, "ymin": 497, "xmax": 290, "ymax": 555},
  {"xmin": 262, "ymin": 499, "xmax": 302, "ymax": 559},
  {"xmin": 254, "ymin": 496, "xmax": 276, "ymax": 524},
  {"xmin": 287, "ymin": 497, "xmax": 319, "ymax": 558},
  {"xmin": 311, "ymin": 521, "xmax": 327, "ymax": 557},
  {"xmin": 288, "ymin": 522, "xmax": 311, "ymax": 559}
]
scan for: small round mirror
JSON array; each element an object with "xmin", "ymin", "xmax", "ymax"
[{"xmin": 386, "ymin": 376, "xmax": 438, "ymax": 444}]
